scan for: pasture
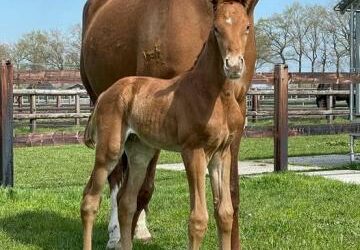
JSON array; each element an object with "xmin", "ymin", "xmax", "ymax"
[{"xmin": 1, "ymin": 134, "xmax": 360, "ymax": 249}]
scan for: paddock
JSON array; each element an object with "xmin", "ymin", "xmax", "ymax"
[{"xmin": 2, "ymin": 0, "xmax": 360, "ymax": 249}]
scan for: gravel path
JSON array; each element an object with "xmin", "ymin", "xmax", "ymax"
[{"xmin": 158, "ymin": 154, "xmax": 360, "ymax": 185}]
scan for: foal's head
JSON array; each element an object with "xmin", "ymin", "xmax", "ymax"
[{"xmin": 212, "ymin": 1, "xmax": 252, "ymax": 79}]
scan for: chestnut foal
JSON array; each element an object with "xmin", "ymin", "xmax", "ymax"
[{"xmin": 81, "ymin": 1, "xmax": 251, "ymax": 249}]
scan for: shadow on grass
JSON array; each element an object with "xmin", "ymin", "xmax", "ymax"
[{"xmin": 0, "ymin": 210, "xmax": 164, "ymax": 250}]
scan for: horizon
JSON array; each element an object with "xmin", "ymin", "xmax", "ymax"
[{"xmin": 1, "ymin": 0, "xmax": 335, "ymax": 44}]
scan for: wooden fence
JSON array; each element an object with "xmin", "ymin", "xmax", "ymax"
[
  {"xmin": 13, "ymin": 89, "xmax": 91, "ymax": 132},
  {"xmin": 11, "ymin": 85, "xmax": 351, "ymax": 133}
]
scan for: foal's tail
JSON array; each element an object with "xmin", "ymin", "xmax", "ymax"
[{"xmin": 84, "ymin": 101, "xmax": 99, "ymax": 149}]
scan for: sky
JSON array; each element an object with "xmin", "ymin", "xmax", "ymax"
[{"xmin": 1, "ymin": 0, "xmax": 335, "ymax": 43}]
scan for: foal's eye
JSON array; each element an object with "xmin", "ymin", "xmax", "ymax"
[
  {"xmin": 246, "ymin": 25, "xmax": 250, "ymax": 33},
  {"xmin": 214, "ymin": 27, "xmax": 220, "ymax": 35}
]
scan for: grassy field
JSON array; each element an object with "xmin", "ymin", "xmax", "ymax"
[{"xmin": 1, "ymin": 134, "xmax": 360, "ymax": 249}]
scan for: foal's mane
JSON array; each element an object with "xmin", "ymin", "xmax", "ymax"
[{"xmin": 186, "ymin": 30, "xmax": 215, "ymax": 72}]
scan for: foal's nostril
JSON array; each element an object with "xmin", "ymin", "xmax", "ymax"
[
  {"xmin": 239, "ymin": 57, "xmax": 244, "ymax": 66},
  {"xmin": 225, "ymin": 58, "xmax": 230, "ymax": 68}
]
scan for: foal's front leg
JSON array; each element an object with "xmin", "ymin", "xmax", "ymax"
[
  {"xmin": 208, "ymin": 149, "xmax": 234, "ymax": 250},
  {"xmin": 181, "ymin": 149, "xmax": 209, "ymax": 250}
]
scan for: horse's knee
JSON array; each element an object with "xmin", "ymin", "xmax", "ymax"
[
  {"xmin": 189, "ymin": 211, "xmax": 209, "ymax": 238},
  {"xmin": 119, "ymin": 195, "xmax": 137, "ymax": 220},
  {"xmin": 81, "ymin": 194, "xmax": 100, "ymax": 221},
  {"xmin": 106, "ymin": 143, "xmax": 122, "ymax": 162},
  {"xmin": 216, "ymin": 203, "xmax": 234, "ymax": 233}
]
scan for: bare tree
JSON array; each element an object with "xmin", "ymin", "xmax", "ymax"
[
  {"xmin": 46, "ymin": 30, "xmax": 67, "ymax": 70},
  {"xmin": 255, "ymin": 24, "xmax": 272, "ymax": 70},
  {"xmin": 319, "ymin": 29, "xmax": 330, "ymax": 73},
  {"xmin": 303, "ymin": 6, "xmax": 328, "ymax": 73},
  {"xmin": 325, "ymin": 10, "xmax": 350, "ymax": 76},
  {"xmin": 256, "ymin": 14, "xmax": 293, "ymax": 65},
  {"xmin": 286, "ymin": 2, "xmax": 310, "ymax": 72},
  {"xmin": 0, "ymin": 43, "xmax": 11, "ymax": 61},
  {"xmin": 65, "ymin": 24, "xmax": 81, "ymax": 69}
]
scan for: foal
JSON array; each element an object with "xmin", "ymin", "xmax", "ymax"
[{"xmin": 81, "ymin": 1, "xmax": 251, "ymax": 249}]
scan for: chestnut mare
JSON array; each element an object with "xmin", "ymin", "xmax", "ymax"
[
  {"xmin": 81, "ymin": 1, "xmax": 254, "ymax": 249},
  {"xmin": 81, "ymin": 0, "xmax": 258, "ymax": 249}
]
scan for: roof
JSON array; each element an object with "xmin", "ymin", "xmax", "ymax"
[{"xmin": 335, "ymin": 0, "xmax": 360, "ymax": 13}]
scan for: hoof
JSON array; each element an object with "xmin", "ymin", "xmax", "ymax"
[
  {"xmin": 106, "ymin": 238, "xmax": 120, "ymax": 250},
  {"xmin": 134, "ymin": 227, "xmax": 152, "ymax": 242}
]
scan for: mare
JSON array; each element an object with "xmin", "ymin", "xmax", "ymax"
[
  {"xmin": 81, "ymin": 1, "xmax": 254, "ymax": 249},
  {"xmin": 81, "ymin": 0, "xmax": 258, "ymax": 249}
]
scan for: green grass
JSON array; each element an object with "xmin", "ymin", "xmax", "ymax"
[
  {"xmin": 14, "ymin": 124, "xmax": 85, "ymax": 135},
  {"xmin": 0, "ymin": 146, "xmax": 360, "ymax": 250},
  {"xmin": 1, "ymin": 143, "xmax": 360, "ymax": 249}
]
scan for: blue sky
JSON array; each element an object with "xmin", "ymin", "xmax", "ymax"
[{"xmin": 1, "ymin": 0, "xmax": 335, "ymax": 43}]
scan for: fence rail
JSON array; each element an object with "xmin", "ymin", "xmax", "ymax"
[{"xmin": 12, "ymin": 86, "xmax": 352, "ymax": 132}]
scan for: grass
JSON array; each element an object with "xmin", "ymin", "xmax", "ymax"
[
  {"xmin": 1, "ymin": 143, "xmax": 360, "ymax": 249},
  {"xmin": 14, "ymin": 123, "xmax": 85, "ymax": 135}
]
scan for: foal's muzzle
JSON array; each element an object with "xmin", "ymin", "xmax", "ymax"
[{"xmin": 224, "ymin": 56, "xmax": 244, "ymax": 79}]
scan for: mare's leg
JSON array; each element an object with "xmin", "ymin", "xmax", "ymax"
[
  {"xmin": 120, "ymin": 152, "xmax": 158, "ymax": 243},
  {"xmin": 107, "ymin": 153, "xmax": 154, "ymax": 249},
  {"xmin": 117, "ymin": 135, "xmax": 156, "ymax": 250},
  {"xmin": 230, "ymin": 102, "xmax": 246, "ymax": 250},
  {"xmin": 208, "ymin": 149, "xmax": 234, "ymax": 250},
  {"xmin": 230, "ymin": 133, "xmax": 241, "ymax": 250},
  {"xmin": 81, "ymin": 118, "xmax": 125, "ymax": 250},
  {"xmin": 132, "ymin": 151, "xmax": 159, "ymax": 240},
  {"xmin": 182, "ymin": 149, "xmax": 209, "ymax": 250},
  {"xmin": 107, "ymin": 157, "xmax": 126, "ymax": 249}
]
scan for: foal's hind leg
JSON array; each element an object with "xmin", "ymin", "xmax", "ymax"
[
  {"xmin": 208, "ymin": 149, "xmax": 233, "ymax": 250},
  {"xmin": 117, "ymin": 135, "xmax": 156, "ymax": 250},
  {"xmin": 81, "ymin": 120, "xmax": 126, "ymax": 250}
]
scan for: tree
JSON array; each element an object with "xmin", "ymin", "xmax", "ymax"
[
  {"xmin": 65, "ymin": 24, "xmax": 81, "ymax": 69},
  {"xmin": 303, "ymin": 6, "xmax": 327, "ymax": 73},
  {"xmin": 0, "ymin": 43, "xmax": 11, "ymax": 61},
  {"xmin": 46, "ymin": 30, "xmax": 67, "ymax": 70},
  {"xmin": 15, "ymin": 30, "xmax": 49, "ymax": 70},
  {"xmin": 256, "ymin": 14, "xmax": 293, "ymax": 65},
  {"xmin": 255, "ymin": 24, "xmax": 272, "ymax": 70},
  {"xmin": 324, "ymin": 10, "xmax": 350, "ymax": 76},
  {"xmin": 285, "ymin": 2, "xmax": 310, "ymax": 72}
]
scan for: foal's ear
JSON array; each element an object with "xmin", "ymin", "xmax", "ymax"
[{"xmin": 240, "ymin": 0, "xmax": 259, "ymax": 15}]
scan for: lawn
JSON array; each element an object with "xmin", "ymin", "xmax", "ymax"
[{"xmin": 1, "ymin": 134, "xmax": 360, "ymax": 249}]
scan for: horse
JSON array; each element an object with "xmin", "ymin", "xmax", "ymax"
[
  {"xmin": 81, "ymin": 1, "xmax": 253, "ymax": 249},
  {"xmin": 81, "ymin": 0, "xmax": 258, "ymax": 249}
]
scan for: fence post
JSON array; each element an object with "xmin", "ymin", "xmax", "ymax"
[
  {"xmin": 326, "ymin": 85, "xmax": 333, "ymax": 123},
  {"xmin": 0, "ymin": 61, "xmax": 14, "ymax": 187},
  {"xmin": 30, "ymin": 94, "xmax": 36, "ymax": 132},
  {"xmin": 251, "ymin": 94, "xmax": 258, "ymax": 122},
  {"xmin": 75, "ymin": 93, "xmax": 80, "ymax": 126},
  {"xmin": 274, "ymin": 64, "xmax": 288, "ymax": 172},
  {"xmin": 56, "ymin": 95, "xmax": 61, "ymax": 108}
]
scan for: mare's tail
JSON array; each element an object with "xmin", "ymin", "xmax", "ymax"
[{"xmin": 84, "ymin": 100, "xmax": 99, "ymax": 149}]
